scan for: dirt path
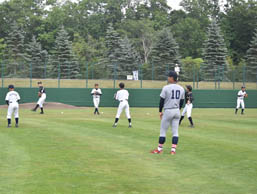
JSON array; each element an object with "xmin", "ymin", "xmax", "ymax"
[{"xmin": 0, "ymin": 102, "xmax": 86, "ymax": 109}]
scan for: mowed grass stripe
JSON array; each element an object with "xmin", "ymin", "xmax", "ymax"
[{"xmin": 0, "ymin": 108, "xmax": 256, "ymax": 194}]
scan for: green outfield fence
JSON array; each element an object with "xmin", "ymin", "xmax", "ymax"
[
  {"xmin": 0, "ymin": 88, "xmax": 256, "ymax": 108},
  {"xmin": 0, "ymin": 60, "xmax": 257, "ymax": 89}
]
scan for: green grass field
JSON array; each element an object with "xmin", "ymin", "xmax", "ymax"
[
  {"xmin": 1, "ymin": 78, "xmax": 257, "ymax": 89},
  {"xmin": 0, "ymin": 108, "xmax": 257, "ymax": 194}
]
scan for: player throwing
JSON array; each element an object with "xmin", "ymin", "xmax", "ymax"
[
  {"xmin": 113, "ymin": 83, "xmax": 132, "ymax": 128},
  {"xmin": 91, "ymin": 83, "xmax": 102, "ymax": 115},
  {"xmin": 151, "ymin": 71, "xmax": 185, "ymax": 155},
  {"xmin": 179, "ymin": 85, "xmax": 194, "ymax": 127},
  {"xmin": 5, "ymin": 85, "xmax": 20, "ymax": 128},
  {"xmin": 235, "ymin": 86, "xmax": 248, "ymax": 115},
  {"xmin": 32, "ymin": 82, "xmax": 46, "ymax": 114}
]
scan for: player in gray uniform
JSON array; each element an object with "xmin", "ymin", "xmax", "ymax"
[
  {"xmin": 5, "ymin": 85, "xmax": 21, "ymax": 128},
  {"xmin": 151, "ymin": 71, "xmax": 185, "ymax": 155}
]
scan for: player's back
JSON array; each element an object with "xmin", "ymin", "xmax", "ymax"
[
  {"xmin": 6, "ymin": 91, "xmax": 20, "ymax": 103},
  {"xmin": 116, "ymin": 90, "xmax": 129, "ymax": 101},
  {"xmin": 161, "ymin": 84, "xmax": 184, "ymax": 109}
]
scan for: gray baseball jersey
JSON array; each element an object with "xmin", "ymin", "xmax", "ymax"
[{"xmin": 160, "ymin": 84, "xmax": 185, "ymax": 109}]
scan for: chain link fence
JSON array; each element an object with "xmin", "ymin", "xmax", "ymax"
[{"xmin": 0, "ymin": 61, "xmax": 256, "ymax": 89}]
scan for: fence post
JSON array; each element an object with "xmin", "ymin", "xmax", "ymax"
[
  {"xmin": 193, "ymin": 65, "xmax": 196, "ymax": 89},
  {"xmin": 91, "ymin": 62, "xmax": 94, "ymax": 80},
  {"xmin": 152, "ymin": 63, "xmax": 154, "ymax": 81},
  {"xmin": 44, "ymin": 59, "xmax": 47, "ymax": 79},
  {"xmin": 113, "ymin": 63, "xmax": 116, "ymax": 89},
  {"xmin": 243, "ymin": 64, "xmax": 246, "ymax": 86},
  {"xmin": 85, "ymin": 62, "xmax": 88, "ymax": 88},
  {"xmin": 58, "ymin": 63, "xmax": 60, "ymax": 88},
  {"xmin": 196, "ymin": 69, "xmax": 199, "ymax": 89},
  {"xmin": 233, "ymin": 69, "xmax": 235, "ymax": 90},
  {"xmin": 1, "ymin": 62, "xmax": 4, "ymax": 88},
  {"xmin": 30, "ymin": 63, "xmax": 32, "ymax": 88},
  {"xmin": 140, "ymin": 63, "xmax": 143, "ymax": 88}
]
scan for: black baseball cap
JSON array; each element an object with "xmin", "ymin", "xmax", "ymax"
[
  {"xmin": 8, "ymin": 84, "xmax": 14, "ymax": 89},
  {"xmin": 119, "ymin": 82, "xmax": 125, "ymax": 89},
  {"xmin": 168, "ymin": 71, "xmax": 178, "ymax": 81},
  {"xmin": 241, "ymin": 86, "xmax": 246, "ymax": 89},
  {"xmin": 186, "ymin": 85, "xmax": 193, "ymax": 91}
]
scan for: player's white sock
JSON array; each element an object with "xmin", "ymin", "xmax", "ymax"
[
  {"xmin": 158, "ymin": 144, "xmax": 163, "ymax": 151},
  {"xmin": 171, "ymin": 144, "xmax": 177, "ymax": 152}
]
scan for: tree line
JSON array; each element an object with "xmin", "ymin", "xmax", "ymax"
[{"xmin": 0, "ymin": 0, "xmax": 256, "ymax": 81}]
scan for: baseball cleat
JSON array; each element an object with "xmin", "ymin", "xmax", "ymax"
[
  {"xmin": 7, "ymin": 124, "xmax": 11, "ymax": 128},
  {"xmin": 189, "ymin": 125, "xmax": 194, "ymax": 128},
  {"xmin": 151, "ymin": 149, "xmax": 163, "ymax": 154},
  {"xmin": 31, "ymin": 109, "xmax": 36, "ymax": 112},
  {"xmin": 40, "ymin": 112, "xmax": 44, "ymax": 114},
  {"xmin": 128, "ymin": 125, "xmax": 132, "ymax": 128},
  {"xmin": 15, "ymin": 124, "xmax": 19, "ymax": 128},
  {"xmin": 170, "ymin": 151, "xmax": 176, "ymax": 155},
  {"xmin": 112, "ymin": 124, "xmax": 117, "ymax": 128}
]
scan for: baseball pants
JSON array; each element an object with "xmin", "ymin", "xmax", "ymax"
[
  {"xmin": 160, "ymin": 109, "xmax": 180, "ymax": 137},
  {"xmin": 37, "ymin": 93, "xmax": 46, "ymax": 108},
  {"xmin": 116, "ymin": 101, "xmax": 131, "ymax": 119},
  {"xmin": 182, "ymin": 103, "xmax": 193, "ymax": 118},
  {"xmin": 7, "ymin": 103, "xmax": 19, "ymax": 119},
  {"xmin": 236, "ymin": 99, "xmax": 245, "ymax": 109},
  {"xmin": 93, "ymin": 98, "xmax": 100, "ymax": 108}
]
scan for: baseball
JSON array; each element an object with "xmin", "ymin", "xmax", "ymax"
[{"xmin": 61, "ymin": 112, "xmax": 64, "ymax": 114}]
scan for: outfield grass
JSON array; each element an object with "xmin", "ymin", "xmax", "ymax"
[
  {"xmin": 1, "ymin": 78, "xmax": 257, "ymax": 89},
  {"xmin": 0, "ymin": 108, "xmax": 257, "ymax": 194}
]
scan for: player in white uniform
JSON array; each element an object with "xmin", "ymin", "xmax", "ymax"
[
  {"xmin": 91, "ymin": 83, "xmax": 102, "ymax": 115},
  {"xmin": 113, "ymin": 83, "xmax": 132, "ymax": 128},
  {"xmin": 179, "ymin": 85, "xmax": 194, "ymax": 127},
  {"xmin": 174, "ymin": 64, "xmax": 180, "ymax": 76},
  {"xmin": 235, "ymin": 86, "xmax": 248, "ymax": 115},
  {"xmin": 5, "ymin": 85, "xmax": 21, "ymax": 128},
  {"xmin": 32, "ymin": 82, "xmax": 46, "ymax": 114},
  {"xmin": 151, "ymin": 71, "xmax": 185, "ymax": 155}
]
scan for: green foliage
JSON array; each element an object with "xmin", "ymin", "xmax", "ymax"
[
  {"xmin": 151, "ymin": 28, "xmax": 180, "ymax": 80},
  {"xmin": 26, "ymin": 36, "xmax": 48, "ymax": 78},
  {"xmin": 246, "ymin": 28, "xmax": 257, "ymax": 81},
  {"xmin": 180, "ymin": 57, "xmax": 204, "ymax": 81},
  {"xmin": 202, "ymin": 19, "xmax": 228, "ymax": 81},
  {"xmin": 51, "ymin": 26, "xmax": 80, "ymax": 79}
]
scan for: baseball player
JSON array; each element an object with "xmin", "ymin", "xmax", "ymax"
[
  {"xmin": 174, "ymin": 64, "xmax": 180, "ymax": 75},
  {"xmin": 151, "ymin": 71, "xmax": 185, "ymax": 155},
  {"xmin": 179, "ymin": 85, "xmax": 194, "ymax": 127},
  {"xmin": 5, "ymin": 85, "xmax": 20, "ymax": 128},
  {"xmin": 113, "ymin": 83, "xmax": 132, "ymax": 128},
  {"xmin": 91, "ymin": 83, "xmax": 102, "ymax": 115},
  {"xmin": 235, "ymin": 86, "xmax": 248, "ymax": 115},
  {"xmin": 32, "ymin": 81, "xmax": 46, "ymax": 114}
]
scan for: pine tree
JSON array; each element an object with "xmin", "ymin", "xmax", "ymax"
[
  {"xmin": 202, "ymin": 19, "xmax": 227, "ymax": 81},
  {"xmin": 119, "ymin": 36, "xmax": 141, "ymax": 77},
  {"xmin": 52, "ymin": 26, "xmax": 80, "ymax": 79},
  {"xmin": 4, "ymin": 22, "xmax": 26, "ymax": 77},
  {"xmin": 26, "ymin": 36, "xmax": 48, "ymax": 78},
  {"xmin": 105, "ymin": 24, "xmax": 124, "ymax": 76},
  {"xmin": 246, "ymin": 28, "xmax": 257, "ymax": 82},
  {"xmin": 151, "ymin": 28, "xmax": 180, "ymax": 80}
]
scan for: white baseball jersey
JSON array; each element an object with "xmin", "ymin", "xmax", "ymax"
[
  {"xmin": 115, "ymin": 89, "xmax": 129, "ymax": 101},
  {"xmin": 5, "ymin": 91, "xmax": 20, "ymax": 103},
  {"xmin": 237, "ymin": 90, "xmax": 246, "ymax": 100},
  {"xmin": 160, "ymin": 84, "xmax": 185, "ymax": 110},
  {"xmin": 175, "ymin": 66, "xmax": 180, "ymax": 73},
  {"xmin": 5, "ymin": 91, "xmax": 20, "ymax": 119},
  {"xmin": 91, "ymin": 88, "xmax": 102, "ymax": 98}
]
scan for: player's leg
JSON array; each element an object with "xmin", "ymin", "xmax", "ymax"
[
  {"xmin": 113, "ymin": 103, "xmax": 124, "ymax": 127},
  {"xmin": 170, "ymin": 110, "xmax": 180, "ymax": 155},
  {"xmin": 179, "ymin": 105, "xmax": 187, "ymax": 125},
  {"xmin": 235, "ymin": 99, "xmax": 240, "ymax": 114},
  {"xmin": 39, "ymin": 97, "xmax": 46, "ymax": 114},
  {"xmin": 7, "ymin": 105, "xmax": 13, "ymax": 127},
  {"xmin": 151, "ymin": 110, "xmax": 171, "ymax": 154},
  {"xmin": 93, "ymin": 98, "xmax": 98, "ymax": 114},
  {"xmin": 32, "ymin": 100, "xmax": 40, "ymax": 111},
  {"xmin": 187, "ymin": 104, "xmax": 194, "ymax": 127},
  {"xmin": 241, "ymin": 100, "xmax": 245, "ymax": 115},
  {"xmin": 14, "ymin": 105, "xmax": 19, "ymax": 127},
  {"xmin": 96, "ymin": 98, "xmax": 100, "ymax": 115},
  {"xmin": 125, "ymin": 103, "xmax": 132, "ymax": 128}
]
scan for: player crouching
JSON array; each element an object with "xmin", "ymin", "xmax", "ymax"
[
  {"xmin": 179, "ymin": 85, "xmax": 194, "ymax": 127},
  {"xmin": 32, "ymin": 82, "xmax": 46, "ymax": 114},
  {"xmin": 113, "ymin": 83, "xmax": 132, "ymax": 128},
  {"xmin": 5, "ymin": 85, "xmax": 21, "ymax": 128},
  {"xmin": 151, "ymin": 71, "xmax": 185, "ymax": 155}
]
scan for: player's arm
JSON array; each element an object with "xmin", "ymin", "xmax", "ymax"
[
  {"xmin": 17, "ymin": 93, "xmax": 21, "ymax": 102},
  {"xmin": 5, "ymin": 94, "xmax": 9, "ymax": 105},
  {"xmin": 91, "ymin": 89, "xmax": 95, "ymax": 95},
  {"xmin": 159, "ymin": 97, "xmax": 165, "ymax": 113},
  {"xmin": 180, "ymin": 89, "xmax": 185, "ymax": 109}
]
